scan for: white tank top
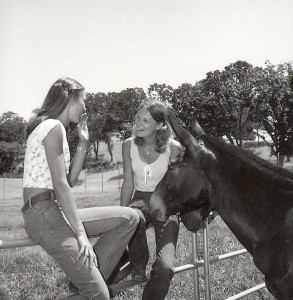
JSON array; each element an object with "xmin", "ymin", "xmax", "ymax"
[
  {"xmin": 23, "ymin": 119, "xmax": 70, "ymax": 189},
  {"xmin": 130, "ymin": 138, "xmax": 170, "ymax": 192}
]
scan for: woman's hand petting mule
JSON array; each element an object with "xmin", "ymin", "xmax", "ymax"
[{"xmin": 76, "ymin": 234, "xmax": 98, "ymax": 269}]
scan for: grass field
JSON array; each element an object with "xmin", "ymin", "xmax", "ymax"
[{"xmin": 1, "ymin": 139, "xmax": 291, "ymax": 299}]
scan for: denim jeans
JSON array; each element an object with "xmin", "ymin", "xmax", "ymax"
[
  {"xmin": 129, "ymin": 191, "xmax": 180, "ymax": 300},
  {"xmin": 23, "ymin": 199, "xmax": 139, "ymax": 300}
]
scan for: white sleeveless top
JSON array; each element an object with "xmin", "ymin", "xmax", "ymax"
[
  {"xmin": 23, "ymin": 119, "xmax": 70, "ymax": 189},
  {"xmin": 130, "ymin": 138, "xmax": 170, "ymax": 192}
]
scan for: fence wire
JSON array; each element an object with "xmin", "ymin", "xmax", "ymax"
[{"xmin": 0, "ymin": 165, "xmax": 123, "ymax": 201}]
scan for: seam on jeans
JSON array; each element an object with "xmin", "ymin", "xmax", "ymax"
[
  {"xmin": 98, "ymin": 217, "xmax": 135, "ymax": 273},
  {"xmin": 153, "ymin": 218, "xmax": 180, "ymax": 260},
  {"xmin": 37, "ymin": 203, "xmax": 93, "ymax": 298}
]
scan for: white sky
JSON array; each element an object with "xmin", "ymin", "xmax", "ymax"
[{"xmin": 0, "ymin": 0, "xmax": 292, "ymax": 121}]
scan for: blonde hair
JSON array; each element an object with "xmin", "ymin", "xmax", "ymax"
[{"xmin": 134, "ymin": 100, "xmax": 172, "ymax": 153}]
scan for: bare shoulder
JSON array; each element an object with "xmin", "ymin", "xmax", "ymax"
[
  {"xmin": 169, "ymin": 138, "xmax": 183, "ymax": 162},
  {"xmin": 122, "ymin": 137, "xmax": 133, "ymax": 154},
  {"xmin": 170, "ymin": 138, "xmax": 182, "ymax": 154},
  {"xmin": 44, "ymin": 123, "xmax": 63, "ymax": 145}
]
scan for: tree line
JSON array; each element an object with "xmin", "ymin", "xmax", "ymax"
[{"xmin": 1, "ymin": 60, "xmax": 292, "ymax": 176}]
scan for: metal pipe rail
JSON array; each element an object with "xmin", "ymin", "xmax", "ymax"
[
  {"xmin": 0, "ymin": 238, "xmax": 36, "ymax": 249},
  {"xmin": 225, "ymin": 283, "xmax": 266, "ymax": 300},
  {"xmin": 189, "ymin": 219, "xmax": 266, "ymax": 300},
  {"xmin": 0, "ymin": 220, "xmax": 266, "ymax": 299},
  {"xmin": 173, "ymin": 248, "xmax": 249, "ymax": 274}
]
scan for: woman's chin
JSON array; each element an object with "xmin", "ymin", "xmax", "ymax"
[{"xmin": 135, "ymin": 131, "xmax": 144, "ymax": 137}]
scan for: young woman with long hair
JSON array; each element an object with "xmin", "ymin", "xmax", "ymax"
[
  {"xmin": 120, "ymin": 100, "xmax": 182, "ymax": 300},
  {"xmin": 23, "ymin": 77, "xmax": 139, "ymax": 300}
]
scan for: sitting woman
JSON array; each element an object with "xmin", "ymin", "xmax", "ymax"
[
  {"xmin": 22, "ymin": 77, "xmax": 139, "ymax": 300},
  {"xmin": 120, "ymin": 100, "xmax": 182, "ymax": 300}
]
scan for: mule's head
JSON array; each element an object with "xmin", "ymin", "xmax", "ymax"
[{"xmin": 149, "ymin": 118, "xmax": 214, "ymax": 225}]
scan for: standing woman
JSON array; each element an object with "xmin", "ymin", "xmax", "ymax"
[
  {"xmin": 22, "ymin": 78, "xmax": 139, "ymax": 300},
  {"xmin": 120, "ymin": 100, "xmax": 182, "ymax": 300}
]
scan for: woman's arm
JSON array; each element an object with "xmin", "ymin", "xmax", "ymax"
[
  {"xmin": 44, "ymin": 124, "xmax": 97, "ymax": 268},
  {"xmin": 120, "ymin": 139, "xmax": 135, "ymax": 207},
  {"xmin": 67, "ymin": 115, "xmax": 89, "ymax": 186}
]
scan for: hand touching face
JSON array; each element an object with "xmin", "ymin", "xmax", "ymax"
[
  {"xmin": 68, "ymin": 91, "xmax": 86, "ymax": 124},
  {"xmin": 77, "ymin": 113, "xmax": 89, "ymax": 144}
]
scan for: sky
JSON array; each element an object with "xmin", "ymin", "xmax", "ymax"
[{"xmin": 0, "ymin": 0, "xmax": 292, "ymax": 121}]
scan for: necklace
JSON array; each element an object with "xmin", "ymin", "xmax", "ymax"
[
  {"xmin": 143, "ymin": 144, "xmax": 154, "ymax": 156},
  {"xmin": 145, "ymin": 148, "xmax": 152, "ymax": 156}
]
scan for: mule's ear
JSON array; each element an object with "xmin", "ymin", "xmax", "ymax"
[
  {"xmin": 192, "ymin": 118, "xmax": 206, "ymax": 139},
  {"xmin": 167, "ymin": 116, "xmax": 200, "ymax": 152}
]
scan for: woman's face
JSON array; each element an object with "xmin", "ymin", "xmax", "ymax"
[
  {"xmin": 68, "ymin": 91, "xmax": 86, "ymax": 123},
  {"xmin": 134, "ymin": 107, "xmax": 161, "ymax": 138}
]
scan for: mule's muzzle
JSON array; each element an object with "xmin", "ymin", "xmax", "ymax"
[
  {"xmin": 149, "ymin": 191, "xmax": 168, "ymax": 222},
  {"xmin": 150, "ymin": 207, "xmax": 168, "ymax": 223}
]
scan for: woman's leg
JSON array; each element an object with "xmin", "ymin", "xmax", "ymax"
[
  {"xmin": 78, "ymin": 206, "xmax": 139, "ymax": 280},
  {"xmin": 24, "ymin": 200, "xmax": 110, "ymax": 300},
  {"xmin": 142, "ymin": 215, "xmax": 180, "ymax": 300},
  {"xmin": 128, "ymin": 214, "xmax": 149, "ymax": 279}
]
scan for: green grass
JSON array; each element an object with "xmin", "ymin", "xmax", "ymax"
[
  {"xmin": 0, "ymin": 195, "xmax": 275, "ymax": 299},
  {"xmin": 1, "ymin": 140, "xmax": 289, "ymax": 299}
]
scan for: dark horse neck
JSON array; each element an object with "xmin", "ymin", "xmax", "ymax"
[{"xmin": 203, "ymin": 138, "xmax": 293, "ymax": 256}]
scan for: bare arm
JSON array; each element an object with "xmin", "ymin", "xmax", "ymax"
[
  {"xmin": 44, "ymin": 124, "xmax": 97, "ymax": 268},
  {"xmin": 67, "ymin": 115, "xmax": 88, "ymax": 186},
  {"xmin": 120, "ymin": 139, "xmax": 135, "ymax": 206}
]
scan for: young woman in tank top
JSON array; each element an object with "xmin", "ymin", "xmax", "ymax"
[
  {"xmin": 120, "ymin": 100, "xmax": 182, "ymax": 300},
  {"xmin": 22, "ymin": 78, "xmax": 139, "ymax": 300}
]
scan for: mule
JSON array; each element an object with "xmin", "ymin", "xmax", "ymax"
[{"xmin": 149, "ymin": 117, "xmax": 293, "ymax": 300}]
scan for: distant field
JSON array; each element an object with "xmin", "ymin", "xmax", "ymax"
[{"xmin": 1, "ymin": 140, "xmax": 290, "ymax": 299}]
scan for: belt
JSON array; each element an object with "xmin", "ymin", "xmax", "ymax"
[{"xmin": 22, "ymin": 191, "xmax": 55, "ymax": 215}]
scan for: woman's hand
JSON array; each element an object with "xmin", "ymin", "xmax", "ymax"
[
  {"xmin": 76, "ymin": 234, "xmax": 98, "ymax": 269},
  {"xmin": 77, "ymin": 114, "xmax": 89, "ymax": 145},
  {"xmin": 129, "ymin": 202, "xmax": 146, "ymax": 223}
]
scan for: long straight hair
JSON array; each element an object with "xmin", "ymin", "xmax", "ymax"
[
  {"xmin": 26, "ymin": 78, "xmax": 85, "ymax": 139},
  {"xmin": 134, "ymin": 100, "xmax": 172, "ymax": 153}
]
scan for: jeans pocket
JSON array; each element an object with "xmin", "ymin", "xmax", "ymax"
[{"xmin": 24, "ymin": 210, "xmax": 45, "ymax": 246}]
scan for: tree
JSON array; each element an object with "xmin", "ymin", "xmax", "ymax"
[
  {"xmin": 0, "ymin": 141, "xmax": 24, "ymax": 175},
  {"xmin": 85, "ymin": 92, "xmax": 114, "ymax": 160},
  {"xmin": 110, "ymin": 88, "xmax": 146, "ymax": 140},
  {"xmin": 162, "ymin": 62, "xmax": 258, "ymax": 146},
  {"xmin": 0, "ymin": 112, "xmax": 26, "ymax": 175},
  {"xmin": 0, "ymin": 112, "xmax": 26, "ymax": 143},
  {"xmin": 199, "ymin": 61, "xmax": 257, "ymax": 146},
  {"xmin": 252, "ymin": 61, "xmax": 293, "ymax": 166},
  {"xmin": 148, "ymin": 83, "xmax": 174, "ymax": 103},
  {"xmin": 169, "ymin": 83, "xmax": 202, "ymax": 129}
]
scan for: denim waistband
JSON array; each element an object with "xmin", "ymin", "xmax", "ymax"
[
  {"xmin": 132, "ymin": 191, "xmax": 152, "ymax": 202},
  {"xmin": 22, "ymin": 190, "xmax": 55, "ymax": 215}
]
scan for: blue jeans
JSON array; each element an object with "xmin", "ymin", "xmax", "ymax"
[
  {"xmin": 129, "ymin": 191, "xmax": 180, "ymax": 300},
  {"xmin": 23, "ymin": 199, "xmax": 139, "ymax": 300}
]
